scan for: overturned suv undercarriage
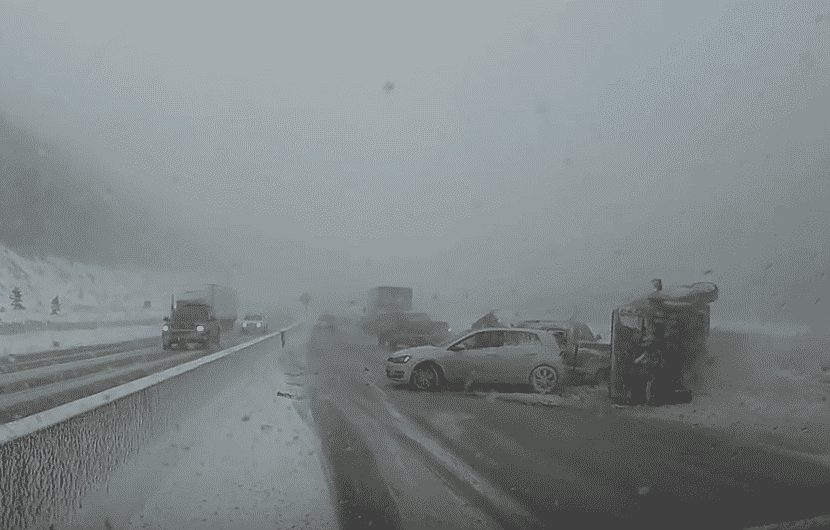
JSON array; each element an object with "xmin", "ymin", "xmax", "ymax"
[{"xmin": 608, "ymin": 281, "xmax": 718, "ymax": 406}]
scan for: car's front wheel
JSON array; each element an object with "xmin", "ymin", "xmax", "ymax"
[
  {"xmin": 529, "ymin": 365, "xmax": 559, "ymax": 394},
  {"xmin": 410, "ymin": 363, "xmax": 440, "ymax": 391}
]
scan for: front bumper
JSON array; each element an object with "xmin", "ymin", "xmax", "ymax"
[
  {"xmin": 163, "ymin": 330, "xmax": 209, "ymax": 344},
  {"xmin": 385, "ymin": 362, "xmax": 412, "ymax": 382}
]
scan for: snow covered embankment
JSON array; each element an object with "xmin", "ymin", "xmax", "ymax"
[
  {"xmin": 0, "ymin": 244, "xmax": 169, "ymax": 331},
  {"xmin": 0, "ymin": 244, "xmax": 173, "ymax": 355},
  {"xmin": 1, "ymin": 325, "xmax": 160, "ymax": 357}
]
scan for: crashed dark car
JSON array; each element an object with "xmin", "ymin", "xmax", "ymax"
[{"xmin": 368, "ymin": 311, "xmax": 451, "ymax": 350}]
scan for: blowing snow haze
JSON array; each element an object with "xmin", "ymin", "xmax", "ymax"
[{"xmin": 1, "ymin": 1, "xmax": 829, "ymax": 325}]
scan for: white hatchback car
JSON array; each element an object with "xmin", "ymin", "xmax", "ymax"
[
  {"xmin": 240, "ymin": 314, "xmax": 268, "ymax": 334},
  {"xmin": 385, "ymin": 327, "xmax": 564, "ymax": 393}
]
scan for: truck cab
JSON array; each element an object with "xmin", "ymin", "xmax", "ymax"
[{"xmin": 162, "ymin": 303, "xmax": 222, "ymax": 350}]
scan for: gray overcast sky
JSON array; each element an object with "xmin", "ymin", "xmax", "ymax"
[{"xmin": 1, "ymin": 1, "xmax": 829, "ymax": 321}]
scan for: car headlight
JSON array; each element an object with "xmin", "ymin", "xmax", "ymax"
[
  {"xmin": 162, "ymin": 325, "xmax": 169, "ymax": 332},
  {"xmin": 388, "ymin": 355, "xmax": 411, "ymax": 364},
  {"xmin": 256, "ymin": 322, "xmax": 262, "ymax": 327},
  {"xmin": 196, "ymin": 325, "xmax": 205, "ymax": 332}
]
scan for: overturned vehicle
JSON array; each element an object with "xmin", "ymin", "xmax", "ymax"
[{"xmin": 608, "ymin": 281, "xmax": 718, "ymax": 405}]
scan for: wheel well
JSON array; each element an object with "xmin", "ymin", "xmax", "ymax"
[
  {"xmin": 411, "ymin": 361, "xmax": 445, "ymax": 384},
  {"xmin": 530, "ymin": 363, "xmax": 558, "ymax": 375}
]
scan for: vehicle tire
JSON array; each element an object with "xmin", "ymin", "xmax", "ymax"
[
  {"xmin": 410, "ymin": 363, "xmax": 441, "ymax": 391},
  {"xmin": 529, "ymin": 364, "xmax": 559, "ymax": 394},
  {"xmin": 162, "ymin": 342, "xmax": 169, "ymax": 351},
  {"xmin": 215, "ymin": 330, "xmax": 221, "ymax": 347}
]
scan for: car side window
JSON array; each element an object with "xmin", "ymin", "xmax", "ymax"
[
  {"xmin": 523, "ymin": 332, "xmax": 541, "ymax": 344},
  {"xmin": 477, "ymin": 331, "xmax": 505, "ymax": 349},
  {"xmin": 505, "ymin": 331, "xmax": 541, "ymax": 345},
  {"xmin": 454, "ymin": 334, "xmax": 479, "ymax": 350},
  {"xmin": 504, "ymin": 331, "xmax": 521, "ymax": 346},
  {"xmin": 456, "ymin": 331, "xmax": 505, "ymax": 350}
]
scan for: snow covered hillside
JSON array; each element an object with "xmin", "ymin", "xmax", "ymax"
[{"xmin": 0, "ymin": 244, "xmax": 172, "ymax": 327}]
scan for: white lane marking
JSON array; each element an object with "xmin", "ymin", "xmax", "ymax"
[
  {"xmin": 367, "ymin": 382, "xmax": 543, "ymax": 527},
  {"xmin": 0, "ymin": 323, "xmax": 301, "ymax": 444},
  {"xmin": 757, "ymin": 443, "xmax": 830, "ymax": 470},
  {"xmin": 745, "ymin": 513, "xmax": 830, "ymax": 530}
]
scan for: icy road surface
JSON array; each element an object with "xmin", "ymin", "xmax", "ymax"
[{"xmin": 303, "ymin": 325, "xmax": 830, "ymax": 529}]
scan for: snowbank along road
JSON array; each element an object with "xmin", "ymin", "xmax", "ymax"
[{"xmin": 1, "ymin": 324, "xmax": 334, "ymax": 530}]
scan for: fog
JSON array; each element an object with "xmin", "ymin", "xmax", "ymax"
[{"xmin": 1, "ymin": 1, "xmax": 829, "ymax": 327}]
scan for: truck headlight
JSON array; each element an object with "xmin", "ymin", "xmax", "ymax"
[
  {"xmin": 162, "ymin": 325, "xmax": 169, "ymax": 332},
  {"xmin": 196, "ymin": 325, "xmax": 205, "ymax": 332},
  {"xmin": 256, "ymin": 322, "xmax": 262, "ymax": 328}
]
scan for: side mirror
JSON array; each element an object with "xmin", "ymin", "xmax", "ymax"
[
  {"xmin": 595, "ymin": 334, "xmax": 602, "ymax": 341},
  {"xmin": 448, "ymin": 344, "xmax": 465, "ymax": 352},
  {"xmin": 163, "ymin": 316, "xmax": 169, "ymax": 322}
]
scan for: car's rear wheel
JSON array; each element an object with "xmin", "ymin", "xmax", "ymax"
[
  {"xmin": 529, "ymin": 365, "xmax": 559, "ymax": 394},
  {"xmin": 411, "ymin": 363, "xmax": 440, "ymax": 391}
]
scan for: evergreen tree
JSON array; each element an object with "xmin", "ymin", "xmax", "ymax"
[
  {"xmin": 51, "ymin": 295, "xmax": 61, "ymax": 315},
  {"xmin": 10, "ymin": 287, "xmax": 25, "ymax": 310}
]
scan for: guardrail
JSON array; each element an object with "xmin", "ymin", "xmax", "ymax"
[{"xmin": 0, "ymin": 322, "xmax": 302, "ymax": 530}]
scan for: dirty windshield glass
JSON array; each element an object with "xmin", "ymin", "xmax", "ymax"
[{"xmin": 1, "ymin": 2, "xmax": 830, "ymax": 529}]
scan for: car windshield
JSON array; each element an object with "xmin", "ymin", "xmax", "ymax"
[{"xmin": 3, "ymin": 3, "xmax": 830, "ymax": 529}]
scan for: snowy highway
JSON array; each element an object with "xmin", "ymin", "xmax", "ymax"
[
  {"xmin": 300, "ymin": 325, "xmax": 830, "ymax": 529},
  {"xmin": 0, "ymin": 332, "xmax": 263, "ymax": 423}
]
